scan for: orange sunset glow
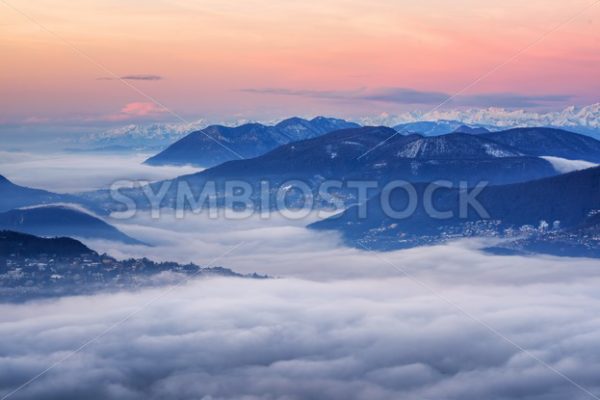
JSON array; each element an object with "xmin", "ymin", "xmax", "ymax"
[{"xmin": 1, "ymin": 0, "xmax": 599, "ymax": 128}]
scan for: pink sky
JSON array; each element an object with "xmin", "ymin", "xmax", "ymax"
[{"xmin": 0, "ymin": 0, "xmax": 599, "ymax": 126}]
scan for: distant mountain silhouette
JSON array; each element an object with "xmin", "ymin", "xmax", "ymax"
[
  {"xmin": 0, "ymin": 175, "xmax": 79, "ymax": 213},
  {"xmin": 311, "ymin": 166, "xmax": 600, "ymax": 254},
  {"xmin": 0, "ymin": 206, "xmax": 143, "ymax": 245},
  {"xmin": 482, "ymin": 127, "xmax": 600, "ymax": 162},
  {"xmin": 144, "ymin": 116, "xmax": 359, "ymax": 168},
  {"xmin": 90, "ymin": 126, "xmax": 558, "ymax": 213},
  {"xmin": 175, "ymin": 128, "xmax": 553, "ymax": 187},
  {"xmin": 0, "ymin": 230, "xmax": 95, "ymax": 257}
]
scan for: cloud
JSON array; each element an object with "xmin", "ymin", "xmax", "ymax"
[
  {"xmin": 1, "ymin": 266, "xmax": 600, "ymax": 399},
  {"xmin": 0, "ymin": 151, "xmax": 200, "ymax": 193},
  {"xmin": 540, "ymin": 156, "xmax": 598, "ymax": 174},
  {"xmin": 103, "ymin": 102, "xmax": 168, "ymax": 122},
  {"xmin": 242, "ymin": 87, "xmax": 446, "ymax": 104},
  {"xmin": 119, "ymin": 102, "xmax": 166, "ymax": 117},
  {"xmin": 361, "ymin": 88, "xmax": 449, "ymax": 104},
  {"xmin": 83, "ymin": 208, "xmax": 599, "ymax": 281},
  {"xmin": 243, "ymin": 87, "xmax": 572, "ymax": 108},
  {"xmin": 1, "ymin": 156, "xmax": 600, "ymax": 399},
  {"xmin": 98, "ymin": 74, "xmax": 163, "ymax": 81},
  {"xmin": 120, "ymin": 74, "xmax": 163, "ymax": 81},
  {"xmin": 454, "ymin": 93, "xmax": 573, "ymax": 108},
  {"xmin": 21, "ymin": 116, "xmax": 51, "ymax": 124},
  {"xmin": 242, "ymin": 87, "xmax": 362, "ymax": 101}
]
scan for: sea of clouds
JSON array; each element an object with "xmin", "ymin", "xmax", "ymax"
[
  {"xmin": 0, "ymin": 151, "xmax": 200, "ymax": 193},
  {"xmin": 3, "ymin": 205, "xmax": 600, "ymax": 400},
  {"xmin": 2, "ymin": 262, "xmax": 600, "ymax": 400},
  {"xmin": 1, "ymin": 152, "xmax": 600, "ymax": 400}
]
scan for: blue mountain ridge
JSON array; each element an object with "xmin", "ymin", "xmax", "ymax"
[
  {"xmin": 310, "ymin": 166, "xmax": 600, "ymax": 254},
  {"xmin": 86, "ymin": 126, "xmax": 571, "ymax": 213},
  {"xmin": 144, "ymin": 116, "xmax": 360, "ymax": 168},
  {"xmin": 0, "ymin": 205, "xmax": 144, "ymax": 245}
]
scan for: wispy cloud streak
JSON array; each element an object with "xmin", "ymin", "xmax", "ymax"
[
  {"xmin": 98, "ymin": 74, "xmax": 163, "ymax": 81},
  {"xmin": 243, "ymin": 87, "xmax": 573, "ymax": 108}
]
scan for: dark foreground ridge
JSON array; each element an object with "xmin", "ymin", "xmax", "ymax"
[{"xmin": 0, "ymin": 231, "xmax": 266, "ymax": 302}]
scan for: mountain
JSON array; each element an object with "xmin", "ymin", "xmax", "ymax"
[
  {"xmin": 144, "ymin": 116, "xmax": 360, "ymax": 168},
  {"xmin": 380, "ymin": 103, "xmax": 600, "ymax": 140},
  {"xmin": 394, "ymin": 120, "xmax": 463, "ymax": 136},
  {"xmin": 0, "ymin": 206, "xmax": 143, "ymax": 245},
  {"xmin": 391, "ymin": 132, "xmax": 523, "ymax": 159},
  {"xmin": 0, "ymin": 174, "xmax": 97, "ymax": 213},
  {"xmin": 310, "ymin": 166, "xmax": 600, "ymax": 254},
  {"xmin": 482, "ymin": 128, "xmax": 600, "ymax": 162},
  {"xmin": 183, "ymin": 129, "xmax": 551, "ymax": 187},
  {"xmin": 393, "ymin": 120, "xmax": 493, "ymax": 136},
  {"xmin": 275, "ymin": 116, "xmax": 360, "ymax": 140},
  {"xmin": 74, "ymin": 121, "xmax": 206, "ymax": 152},
  {"xmin": 453, "ymin": 125, "xmax": 490, "ymax": 134},
  {"xmin": 0, "ymin": 175, "xmax": 79, "ymax": 213},
  {"xmin": 90, "ymin": 127, "xmax": 557, "ymax": 213},
  {"xmin": 0, "ymin": 230, "xmax": 95, "ymax": 258}
]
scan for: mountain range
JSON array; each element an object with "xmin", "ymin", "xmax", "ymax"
[
  {"xmin": 4, "ymin": 118, "xmax": 600, "ymax": 257},
  {"xmin": 144, "ymin": 116, "xmax": 359, "ymax": 168},
  {"xmin": 166, "ymin": 126, "xmax": 559, "ymax": 191},
  {"xmin": 393, "ymin": 120, "xmax": 494, "ymax": 136},
  {"xmin": 480, "ymin": 128, "xmax": 600, "ymax": 162},
  {"xmin": 71, "ymin": 103, "xmax": 600, "ymax": 155},
  {"xmin": 368, "ymin": 103, "xmax": 600, "ymax": 139},
  {"xmin": 174, "ymin": 126, "xmax": 561, "ymax": 183},
  {"xmin": 310, "ymin": 166, "xmax": 600, "ymax": 252},
  {"xmin": 73, "ymin": 121, "xmax": 206, "ymax": 152},
  {"xmin": 90, "ymin": 126, "xmax": 583, "ymax": 213}
]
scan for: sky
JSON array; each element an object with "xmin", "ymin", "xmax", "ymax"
[{"xmin": 1, "ymin": 0, "xmax": 599, "ymax": 135}]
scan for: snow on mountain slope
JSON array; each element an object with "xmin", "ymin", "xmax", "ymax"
[
  {"xmin": 394, "ymin": 134, "xmax": 522, "ymax": 159},
  {"xmin": 365, "ymin": 103, "xmax": 600, "ymax": 139}
]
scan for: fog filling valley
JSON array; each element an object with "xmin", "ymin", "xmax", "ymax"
[
  {"xmin": 0, "ymin": 151, "xmax": 201, "ymax": 193},
  {"xmin": 3, "ymin": 269, "xmax": 600, "ymax": 400},
  {"xmin": 1, "ymin": 153, "xmax": 600, "ymax": 400}
]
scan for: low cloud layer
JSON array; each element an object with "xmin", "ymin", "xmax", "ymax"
[
  {"xmin": 1, "ymin": 269, "xmax": 600, "ymax": 400},
  {"xmin": 0, "ymin": 152, "xmax": 200, "ymax": 193},
  {"xmin": 2, "ymin": 152, "xmax": 600, "ymax": 400},
  {"xmin": 89, "ymin": 209, "xmax": 600, "ymax": 281},
  {"xmin": 541, "ymin": 156, "xmax": 598, "ymax": 174}
]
